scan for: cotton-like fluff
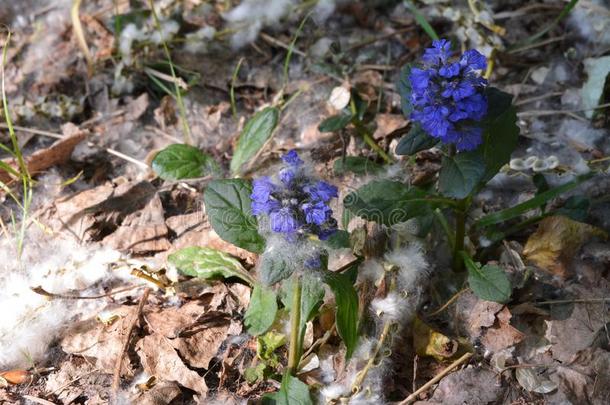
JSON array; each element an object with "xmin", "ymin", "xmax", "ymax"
[
  {"xmin": 184, "ymin": 26, "xmax": 217, "ymax": 53},
  {"xmin": 0, "ymin": 233, "xmax": 138, "ymax": 369},
  {"xmin": 224, "ymin": 0, "xmax": 296, "ymax": 48},
  {"xmin": 371, "ymin": 292, "xmax": 405, "ymax": 322}
]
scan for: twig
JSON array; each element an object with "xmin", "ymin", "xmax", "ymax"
[
  {"xmin": 427, "ymin": 288, "xmax": 469, "ymax": 317},
  {"xmin": 397, "ymin": 352, "xmax": 473, "ymax": 404},
  {"xmin": 259, "ymin": 32, "xmax": 306, "ymax": 57},
  {"xmin": 21, "ymin": 396, "xmax": 56, "ymax": 405},
  {"xmin": 534, "ymin": 297, "xmax": 610, "ymax": 305},
  {"xmin": 31, "ymin": 285, "xmax": 141, "ymax": 300},
  {"xmin": 71, "ymin": 0, "xmax": 93, "ymax": 76},
  {"xmin": 111, "ymin": 287, "xmax": 151, "ymax": 394}
]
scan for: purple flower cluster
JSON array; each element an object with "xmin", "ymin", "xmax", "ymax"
[
  {"xmin": 251, "ymin": 151, "xmax": 338, "ymax": 240},
  {"xmin": 409, "ymin": 39, "xmax": 488, "ymax": 151}
]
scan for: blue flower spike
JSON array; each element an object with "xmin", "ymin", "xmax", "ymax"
[
  {"xmin": 250, "ymin": 151, "xmax": 338, "ymax": 241},
  {"xmin": 408, "ymin": 39, "xmax": 488, "ymax": 151}
]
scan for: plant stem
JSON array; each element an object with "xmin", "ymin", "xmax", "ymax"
[
  {"xmin": 287, "ymin": 275, "xmax": 302, "ymax": 376},
  {"xmin": 452, "ymin": 199, "xmax": 467, "ymax": 272},
  {"xmin": 361, "ymin": 130, "xmax": 394, "ymax": 164}
]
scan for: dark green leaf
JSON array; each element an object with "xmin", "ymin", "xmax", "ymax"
[
  {"xmin": 480, "ymin": 88, "xmax": 519, "ymax": 181},
  {"xmin": 333, "ymin": 156, "xmax": 383, "ymax": 176},
  {"xmin": 230, "ymin": 107, "xmax": 279, "ymax": 175},
  {"xmin": 462, "ymin": 253, "xmax": 512, "ymax": 303},
  {"xmin": 318, "ymin": 111, "xmax": 353, "ymax": 132},
  {"xmin": 168, "ymin": 246, "xmax": 254, "ymax": 285},
  {"xmin": 152, "ymin": 144, "xmax": 220, "ymax": 180},
  {"xmin": 204, "ymin": 179, "xmax": 265, "ymax": 253},
  {"xmin": 475, "ymin": 174, "xmax": 593, "ymax": 228},
  {"xmin": 323, "ymin": 272, "xmax": 359, "ymax": 358},
  {"xmin": 397, "ymin": 64, "xmax": 413, "ymax": 117},
  {"xmin": 259, "ymin": 255, "xmax": 293, "ymax": 286},
  {"xmin": 351, "ymin": 90, "xmax": 368, "ymax": 122},
  {"xmin": 395, "ymin": 124, "xmax": 438, "ymax": 156},
  {"xmin": 325, "ymin": 230, "xmax": 351, "ymax": 249},
  {"xmin": 275, "ymin": 374, "xmax": 313, "ymax": 405},
  {"xmin": 438, "ymin": 151, "xmax": 486, "ymax": 199},
  {"xmin": 245, "ymin": 284, "xmax": 278, "ymax": 335},
  {"xmin": 344, "ymin": 180, "xmax": 437, "ymax": 226}
]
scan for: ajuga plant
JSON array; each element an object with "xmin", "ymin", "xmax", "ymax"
[{"xmin": 342, "ymin": 38, "xmax": 593, "ymax": 304}]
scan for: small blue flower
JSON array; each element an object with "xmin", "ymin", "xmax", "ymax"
[
  {"xmin": 303, "ymin": 201, "xmax": 331, "ymax": 225},
  {"xmin": 406, "ymin": 39, "xmax": 488, "ymax": 151},
  {"xmin": 270, "ymin": 207, "xmax": 299, "ymax": 234},
  {"xmin": 304, "ymin": 181, "xmax": 338, "ymax": 203},
  {"xmin": 304, "ymin": 256, "xmax": 322, "ymax": 269},
  {"xmin": 282, "ymin": 150, "xmax": 303, "ymax": 167},
  {"xmin": 250, "ymin": 151, "xmax": 338, "ymax": 241}
]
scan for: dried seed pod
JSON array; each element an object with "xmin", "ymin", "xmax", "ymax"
[
  {"xmin": 524, "ymin": 156, "xmax": 538, "ymax": 169},
  {"xmin": 0, "ymin": 369, "xmax": 31, "ymax": 385},
  {"xmin": 509, "ymin": 158, "xmax": 526, "ymax": 171}
]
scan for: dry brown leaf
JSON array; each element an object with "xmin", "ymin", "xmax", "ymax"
[
  {"xmin": 0, "ymin": 123, "xmax": 85, "ymax": 184},
  {"xmin": 61, "ymin": 305, "xmax": 135, "ymax": 377},
  {"xmin": 129, "ymin": 380, "xmax": 182, "ymax": 405},
  {"xmin": 481, "ymin": 307, "xmax": 526, "ymax": 352},
  {"xmin": 170, "ymin": 314, "xmax": 241, "ymax": 369},
  {"xmin": 523, "ymin": 216, "xmax": 607, "ymax": 277},
  {"xmin": 103, "ymin": 192, "xmax": 171, "ymax": 254},
  {"xmin": 136, "ymin": 333, "xmax": 208, "ymax": 395},
  {"xmin": 373, "ymin": 113, "xmax": 407, "ymax": 140}
]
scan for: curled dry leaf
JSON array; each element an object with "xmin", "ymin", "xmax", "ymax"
[
  {"xmin": 414, "ymin": 317, "xmax": 459, "ymax": 361},
  {"xmin": 481, "ymin": 307, "xmax": 525, "ymax": 353},
  {"xmin": 523, "ymin": 216, "xmax": 607, "ymax": 278},
  {"xmin": 515, "ymin": 366, "xmax": 557, "ymax": 394},
  {"xmin": 61, "ymin": 305, "xmax": 135, "ymax": 377},
  {"xmin": 136, "ymin": 333, "xmax": 208, "ymax": 395}
]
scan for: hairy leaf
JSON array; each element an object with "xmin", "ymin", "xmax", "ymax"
[
  {"xmin": 204, "ymin": 179, "xmax": 265, "ymax": 253},
  {"xmin": 168, "ymin": 246, "xmax": 254, "ymax": 285},
  {"xmin": 152, "ymin": 144, "xmax": 220, "ymax": 180},
  {"xmin": 230, "ymin": 107, "xmax": 279, "ymax": 175},
  {"xmin": 245, "ymin": 284, "xmax": 278, "ymax": 336}
]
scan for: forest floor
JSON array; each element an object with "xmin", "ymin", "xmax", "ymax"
[{"xmin": 1, "ymin": 0, "xmax": 610, "ymax": 404}]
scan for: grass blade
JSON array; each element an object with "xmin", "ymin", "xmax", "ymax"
[{"xmin": 475, "ymin": 173, "xmax": 593, "ymax": 228}]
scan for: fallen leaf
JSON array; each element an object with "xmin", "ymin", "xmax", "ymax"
[
  {"xmin": 413, "ymin": 317, "xmax": 459, "ymax": 361},
  {"xmin": 136, "ymin": 333, "xmax": 208, "ymax": 395},
  {"xmin": 61, "ymin": 305, "xmax": 135, "ymax": 376},
  {"xmin": 523, "ymin": 216, "xmax": 607, "ymax": 278},
  {"xmin": 0, "ymin": 123, "xmax": 85, "ymax": 184},
  {"xmin": 481, "ymin": 307, "xmax": 526, "ymax": 352},
  {"xmin": 103, "ymin": 192, "xmax": 172, "ymax": 255},
  {"xmin": 515, "ymin": 366, "xmax": 557, "ymax": 394}
]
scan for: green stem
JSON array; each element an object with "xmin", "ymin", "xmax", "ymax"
[
  {"xmin": 452, "ymin": 200, "xmax": 467, "ymax": 272},
  {"xmin": 361, "ymin": 130, "xmax": 394, "ymax": 164},
  {"xmin": 287, "ymin": 275, "xmax": 302, "ymax": 376}
]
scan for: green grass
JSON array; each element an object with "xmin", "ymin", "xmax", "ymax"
[{"xmin": 1, "ymin": 32, "xmax": 34, "ymax": 258}]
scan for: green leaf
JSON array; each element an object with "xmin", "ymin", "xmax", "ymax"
[
  {"xmin": 257, "ymin": 331, "xmax": 286, "ymax": 368},
  {"xmin": 325, "ymin": 230, "xmax": 351, "ymax": 249},
  {"xmin": 280, "ymin": 275, "xmax": 325, "ymax": 341},
  {"xmin": 318, "ymin": 111, "xmax": 353, "ymax": 132},
  {"xmin": 245, "ymin": 284, "xmax": 278, "ymax": 336},
  {"xmin": 333, "ymin": 156, "xmax": 383, "ymax": 176},
  {"xmin": 204, "ymin": 179, "xmax": 265, "ymax": 253},
  {"xmin": 397, "ymin": 64, "xmax": 413, "ymax": 118},
  {"xmin": 152, "ymin": 144, "xmax": 221, "ymax": 180},
  {"xmin": 475, "ymin": 174, "xmax": 593, "ymax": 228},
  {"xmin": 230, "ymin": 107, "xmax": 279, "ymax": 175},
  {"xmin": 395, "ymin": 124, "xmax": 438, "ymax": 156},
  {"xmin": 275, "ymin": 374, "xmax": 313, "ymax": 405},
  {"xmin": 323, "ymin": 271, "xmax": 359, "ymax": 358},
  {"xmin": 462, "ymin": 253, "xmax": 512, "ymax": 303},
  {"xmin": 259, "ymin": 255, "xmax": 293, "ymax": 286},
  {"xmin": 480, "ymin": 88, "xmax": 519, "ymax": 181},
  {"xmin": 168, "ymin": 246, "xmax": 254, "ymax": 285},
  {"xmin": 344, "ymin": 180, "xmax": 436, "ymax": 226},
  {"xmin": 438, "ymin": 151, "xmax": 486, "ymax": 199}
]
